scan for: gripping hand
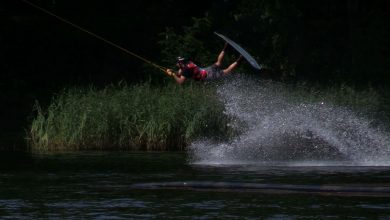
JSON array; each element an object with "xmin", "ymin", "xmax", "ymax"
[{"xmin": 166, "ymin": 69, "xmax": 175, "ymax": 77}]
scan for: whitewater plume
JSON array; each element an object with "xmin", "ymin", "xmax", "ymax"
[{"xmin": 189, "ymin": 76, "xmax": 390, "ymax": 166}]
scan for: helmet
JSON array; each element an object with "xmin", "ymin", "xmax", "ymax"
[{"xmin": 176, "ymin": 56, "xmax": 186, "ymax": 63}]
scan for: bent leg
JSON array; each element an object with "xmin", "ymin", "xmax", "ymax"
[
  {"xmin": 222, "ymin": 55, "xmax": 243, "ymax": 75},
  {"xmin": 215, "ymin": 43, "xmax": 229, "ymax": 66}
]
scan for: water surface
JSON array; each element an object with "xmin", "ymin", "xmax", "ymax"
[{"xmin": 0, "ymin": 152, "xmax": 389, "ymax": 219}]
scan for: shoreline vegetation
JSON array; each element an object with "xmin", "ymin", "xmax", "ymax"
[
  {"xmin": 29, "ymin": 82, "xmax": 234, "ymax": 152},
  {"xmin": 27, "ymin": 78, "xmax": 388, "ymax": 152}
]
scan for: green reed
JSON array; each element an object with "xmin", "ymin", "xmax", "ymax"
[
  {"xmin": 283, "ymin": 82, "xmax": 383, "ymax": 113},
  {"xmin": 29, "ymin": 82, "xmax": 233, "ymax": 151}
]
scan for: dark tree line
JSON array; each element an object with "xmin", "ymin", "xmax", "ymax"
[
  {"xmin": 1, "ymin": 0, "xmax": 390, "ymax": 149},
  {"xmin": 160, "ymin": 0, "xmax": 390, "ymax": 84},
  {"xmin": 2, "ymin": 0, "xmax": 390, "ymax": 87}
]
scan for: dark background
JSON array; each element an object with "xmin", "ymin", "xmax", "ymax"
[{"xmin": 1, "ymin": 0, "xmax": 390, "ymax": 150}]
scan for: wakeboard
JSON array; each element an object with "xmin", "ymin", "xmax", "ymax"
[{"xmin": 215, "ymin": 32, "xmax": 261, "ymax": 70}]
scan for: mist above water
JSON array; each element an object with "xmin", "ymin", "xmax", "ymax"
[{"xmin": 190, "ymin": 76, "xmax": 390, "ymax": 166}]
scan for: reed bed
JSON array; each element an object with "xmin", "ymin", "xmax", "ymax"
[{"xmin": 29, "ymin": 82, "xmax": 232, "ymax": 151}]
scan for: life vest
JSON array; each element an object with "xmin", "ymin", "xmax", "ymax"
[{"xmin": 181, "ymin": 61, "xmax": 207, "ymax": 81}]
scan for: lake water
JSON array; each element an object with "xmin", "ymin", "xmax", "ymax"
[{"xmin": 0, "ymin": 152, "xmax": 389, "ymax": 219}]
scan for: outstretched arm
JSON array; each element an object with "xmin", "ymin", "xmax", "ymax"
[{"xmin": 166, "ymin": 69, "xmax": 186, "ymax": 84}]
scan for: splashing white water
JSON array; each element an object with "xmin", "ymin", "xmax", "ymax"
[{"xmin": 190, "ymin": 76, "xmax": 390, "ymax": 166}]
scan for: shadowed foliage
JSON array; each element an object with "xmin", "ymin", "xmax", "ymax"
[{"xmin": 29, "ymin": 82, "xmax": 234, "ymax": 151}]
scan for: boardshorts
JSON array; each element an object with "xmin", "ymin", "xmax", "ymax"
[{"xmin": 203, "ymin": 64, "xmax": 224, "ymax": 81}]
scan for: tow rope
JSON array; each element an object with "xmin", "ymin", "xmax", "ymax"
[{"xmin": 22, "ymin": 0, "xmax": 168, "ymax": 73}]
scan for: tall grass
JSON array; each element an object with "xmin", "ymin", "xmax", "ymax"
[
  {"xmin": 29, "ymin": 82, "xmax": 233, "ymax": 152},
  {"xmin": 288, "ymin": 82, "xmax": 383, "ymax": 113}
]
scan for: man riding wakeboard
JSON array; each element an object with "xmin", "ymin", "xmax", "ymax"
[{"xmin": 166, "ymin": 43, "xmax": 242, "ymax": 84}]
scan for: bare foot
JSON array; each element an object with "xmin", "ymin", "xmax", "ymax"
[{"xmin": 236, "ymin": 55, "xmax": 243, "ymax": 64}]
